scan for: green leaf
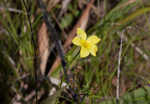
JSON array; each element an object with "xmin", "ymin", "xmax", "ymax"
[
  {"xmin": 41, "ymin": 88, "xmax": 63, "ymax": 104},
  {"xmin": 60, "ymin": 13, "xmax": 73, "ymax": 29},
  {"xmin": 101, "ymin": 86, "xmax": 150, "ymax": 104}
]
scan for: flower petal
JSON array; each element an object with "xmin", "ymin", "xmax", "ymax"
[
  {"xmin": 80, "ymin": 47, "xmax": 90, "ymax": 58},
  {"xmin": 89, "ymin": 44, "xmax": 98, "ymax": 56},
  {"xmin": 72, "ymin": 37, "xmax": 81, "ymax": 46},
  {"xmin": 77, "ymin": 28, "xmax": 87, "ymax": 40},
  {"xmin": 87, "ymin": 35, "xmax": 100, "ymax": 44}
]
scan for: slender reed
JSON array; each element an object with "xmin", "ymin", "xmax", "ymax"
[{"xmin": 116, "ymin": 31, "xmax": 123, "ymax": 104}]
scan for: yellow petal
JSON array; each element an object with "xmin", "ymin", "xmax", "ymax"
[
  {"xmin": 80, "ymin": 47, "xmax": 90, "ymax": 58},
  {"xmin": 87, "ymin": 35, "xmax": 100, "ymax": 44},
  {"xmin": 77, "ymin": 28, "xmax": 87, "ymax": 40},
  {"xmin": 89, "ymin": 44, "xmax": 98, "ymax": 56},
  {"xmin": 72, "ymin": 37, "xmax": 81, "ymax": 46}
]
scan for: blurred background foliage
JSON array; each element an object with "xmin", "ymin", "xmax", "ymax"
[{"xmin": 0, "ymin": 0, "xmax": 150, "ymax": 103}]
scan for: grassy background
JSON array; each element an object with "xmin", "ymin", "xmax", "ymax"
[{"xmin": 0, "ymin": 0, "xmax": 150, "ymax": 103}]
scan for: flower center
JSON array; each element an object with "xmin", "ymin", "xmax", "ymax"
[{"xmin": 81, "ymin": 40, "xmax": 90, "ymax": 49}]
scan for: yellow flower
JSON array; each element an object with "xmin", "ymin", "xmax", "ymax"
[{"xmin": 72, "ymin": 28, "xmax": 101, "ymax": 58}]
